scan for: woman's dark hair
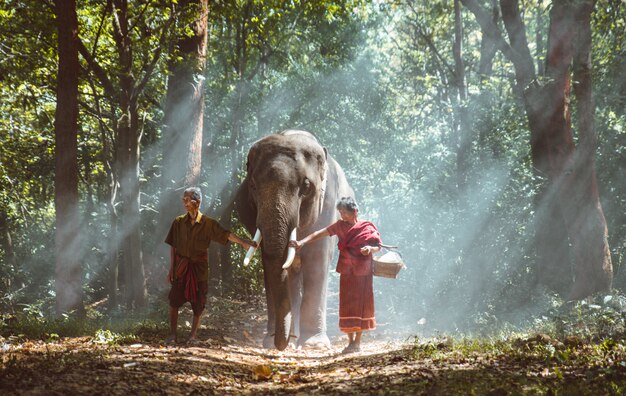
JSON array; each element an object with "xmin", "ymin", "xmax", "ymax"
[{"xmin": 336, "ymin": 196, "xmax": 358, "ymax": 213}]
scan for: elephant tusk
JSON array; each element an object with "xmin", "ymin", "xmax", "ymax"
[
  {"xmin": 243, "ymin": 229, "xmax": 262, "ymax": 266},
  {"xmin": 282, "ymin": 228, "xmax": 297, "ymax": 269}
]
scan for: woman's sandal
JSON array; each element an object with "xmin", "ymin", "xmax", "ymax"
[{"xmin": 164, "ymin": 335, "xmax": 177, "ymax": 345}]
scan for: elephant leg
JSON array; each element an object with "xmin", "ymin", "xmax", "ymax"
[{"xmin": 297, "ymin": 240, "xmax": 331, "ymax": 349}]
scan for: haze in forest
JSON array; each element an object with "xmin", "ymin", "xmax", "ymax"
[{"xmin": 0, "ymin": 0, "xmax": 624, "ymax": 343}]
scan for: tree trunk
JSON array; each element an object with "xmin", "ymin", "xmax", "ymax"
[
  {"xmin": 113, "ymin": 0, "xmax": 146, "ymax": 308},
  {"xmin": 535, "ymin": 0, "xmax": 546, "ymax": 77},
  {"xmin": 567, "ymin": 0, "xmax": 612, "ymax": 298},
  {"xmin": 54, "ymin": 0, "xmax": 84, "ymax": 316},
  {"xmin": 452, "ymin": 0, "xmax": 480, "ymax": 302},
  {"xmin": 220, "ymin": 83, "xmax": 246, "ymax": 294},
  {"xmin": 219, "ymin": 187, "xmax": 236, "ymax": 294},
  {"xmin": 0, "ymin": 210, "xmax": 17, "ymax": 292},
  {"xmin": 453, "ymin": 0, "xmax": 471, "ymax": 190},
  {"xmin": 524, "ymin": 0, "xmax": 612, "ymax": 298},
  {"xmin": 522, "ymin": 0, "xmax": 576, "ymax": 295},
  {"xmin": 216, "ymin": 3, "xmax": 252, "ymax": 294},
  {"xmin": 462, "ymin": 0, "xmax": 613, "ymax": 298},
  {"xmin": 478, "ymin": 0, "xmax": 499, "ymax": 81},
  {"xmin": 107, "ymin": 200, "xmax": 119, "ymax": 308},
  {"xmin": 97, "ymin": 96, "xmax": 120, "ymax": 309},
  {"xmin": 160, "ymin": 0, "xmax": 209, "ymax": 247},
  {"xmin": 476, "ymin": 0, "xmax": 498, "ymax": 161}
]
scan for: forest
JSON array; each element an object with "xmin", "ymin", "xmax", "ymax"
[{"xmin": 2, "ymin": 0, "xmax": 626, "ymax": 394}]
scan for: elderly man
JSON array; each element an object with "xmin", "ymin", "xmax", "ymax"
[{"xmin": 165, "ymin": 187, "xmax": 256, "ymax": 345}]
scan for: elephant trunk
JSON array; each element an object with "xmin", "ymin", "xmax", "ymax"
[
  {"xmin": 273, "ymin": 273, "xmax": 292, "ymax": 350},
  {"xmin": 257, "ymin": 191, "xmax": 298, "ymax": 350},
  {"xmin": 262, "ymin": 234, "xmax": 293, "ymax": 351}
]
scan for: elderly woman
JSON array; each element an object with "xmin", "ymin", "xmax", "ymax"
[{"xmin": 289, "ymin": 196, "xmax": 381, "ymax": 353}]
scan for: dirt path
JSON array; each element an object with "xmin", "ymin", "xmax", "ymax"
[
  {"xmin": 2, "ymin": 298, "xmax": 626, "ymax": 395},
  {"xmin": 4, "ymin": 335, "xmax": 626, "ymax": 395}
]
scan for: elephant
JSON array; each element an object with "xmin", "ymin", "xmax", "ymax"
[{"xmin": 234, "ymin": 130, "xmax": 353, "ymax": 350}]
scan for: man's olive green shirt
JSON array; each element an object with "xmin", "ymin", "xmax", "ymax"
[{"xmin": 165, "ymin": 212, "xmax": 230, "ymax": 282}]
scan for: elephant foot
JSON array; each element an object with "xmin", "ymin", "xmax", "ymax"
[
  {"xmin": 297, "ymin": 333, "xmax": 331, "ymax": 350},
  {"xmin": 262, "ymin": 334, "xmax": 274, "ymax": 349},
  {"xmin": 262, "ymin": 333, "xmax": 297, "ymax": 350}
]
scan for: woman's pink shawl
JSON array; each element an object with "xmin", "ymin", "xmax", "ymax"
[{"xmin": 334, "ymin": 220, "xmax": 381, "ymax": 276}]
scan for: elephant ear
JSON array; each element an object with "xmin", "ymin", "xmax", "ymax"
[
  {"xmin": 246, "ymin": 146, "xmax": 257, "ymax": 172},
  {"xmin": 320, "ymin": 147, "xmax": 328, "ymax": 181},
  {"xmin": 318, "ymin": 149, "xmax": 329, "ymax": 213}
]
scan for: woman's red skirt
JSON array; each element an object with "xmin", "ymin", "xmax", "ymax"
[{"xmin": 339, "ymin": 274, "xmax": 376, "ymax": 332}]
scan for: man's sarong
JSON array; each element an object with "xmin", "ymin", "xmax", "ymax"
[{"xmin": 168, "ymin": 251, "xmax": 208, "ymax": 315}]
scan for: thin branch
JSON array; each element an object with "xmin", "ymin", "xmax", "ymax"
[
  {"xmin": 460, "ymin": 0, "xmax": 519, "ymax": 71},
  {"xmin": 91, "ymin": 0, "xmax": 114, "ymax": 59},
  {"xmin": 78, "ymin": 40, "xmax": 117, "ymax": 100},
  {"xmin": 135, "ymin": 7, "xmax": 177, "ymax": 95},
  {"xmin": 499, "ymin": 0, "xmax": 536, "ymax": 81}
]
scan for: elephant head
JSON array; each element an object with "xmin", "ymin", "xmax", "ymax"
[{"xmin": 236, "ymin": 131, "xmax": 329, "ymax": 350}]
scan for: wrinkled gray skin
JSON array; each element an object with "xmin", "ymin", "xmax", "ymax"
[{"xmin": 235, "ymin": 130, "xmax": 353, "ymax": 350}]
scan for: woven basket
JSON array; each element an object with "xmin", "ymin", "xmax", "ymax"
[{"xmin": 372, "ymin": 249, "xmax": 405, "ymax": 279}]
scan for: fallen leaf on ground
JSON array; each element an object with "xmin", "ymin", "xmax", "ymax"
[{"xmin": 252, "ymin": 364, "xmax": 273, "ymax": 380}]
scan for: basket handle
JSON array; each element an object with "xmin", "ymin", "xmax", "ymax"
[{"xmin": 378, "ymin": 244, "xmax": 403, "ymax": 260}]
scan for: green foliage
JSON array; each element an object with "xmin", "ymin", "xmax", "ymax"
[
  {"xmin": 92, "ymin": 328, "xmax": 137, "ymax": 345},
  {"xmin": 0, "ymin": 300, "xmax": 168, "ymax": 342},
  {"xmin": 593, "ymin": 1, "xmax": 626, "ymax": 285},
  {"xmin": 545, "ymin": 293, "xmax": 626, "ymax": 341},
  {"xmin": 0, "ymin": 302, "xmax": 96, "ymax": 340},
  {"xmin": 409, "ymin": 325, "xmax": 626, "ymax": 391},
  {"xmin": 0, "ymin": 2, "xmax": 58, "ymax": 303}
]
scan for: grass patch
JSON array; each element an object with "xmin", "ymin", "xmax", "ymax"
[{"xmin": 0, "ymin": 300, "xmax": 169, "ymax": 345}]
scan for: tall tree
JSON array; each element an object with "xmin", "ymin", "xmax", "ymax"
[
  {"xmin": 78, "ymin": 0, "xmax": 173, "ymax": 308},
  {"xmin": 461, "ymin": 0, "xmax": 612, "ymax": 299},
  {"xmin": 566, "ymin": 0, "xmax": 612, "ymax": 299},
  {"xmin": 453, "ymin": 0, "xmax": 470, "ymax": 190},
  {"xmin": 111, "ymin": 0, "xmax": 147, "ymax": 308},
  {"xmin": 54, "ymin": 0, "xmax": 84, "ymax": 315},
  {"xmin": 160, "ymin": 0, "xmax": 209, "ymax": 259},
  {"xmin": 0, "ymin": 210, "xmax": 17, "ymax": 291}
]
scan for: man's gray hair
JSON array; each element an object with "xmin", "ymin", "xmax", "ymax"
[{"xmin": 184, "ymin": 187, "xmax": 202, "ymax": 204}]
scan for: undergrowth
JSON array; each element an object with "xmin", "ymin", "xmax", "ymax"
[{"xmin": 410, "ymin": 289, "xmax": 626, "ymax": 365}]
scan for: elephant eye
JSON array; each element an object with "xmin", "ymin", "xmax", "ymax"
[{"xmin": 300, "ymin": 179, "xmax": 311, "ymax": 196}]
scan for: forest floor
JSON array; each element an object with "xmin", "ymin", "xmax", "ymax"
[{"xmin": 2, "ymin": 297, "xmax": 626, "ymax": 395}]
